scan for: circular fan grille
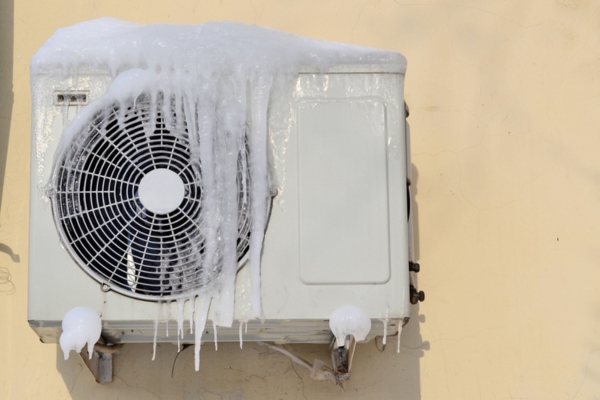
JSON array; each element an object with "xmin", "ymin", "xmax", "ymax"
[{"xmin": 50, "ymin": 96, "xmax": 253, "ymax": 301}]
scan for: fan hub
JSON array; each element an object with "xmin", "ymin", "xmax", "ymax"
[{"xmin": 138, "ymin": 168, "xmax": 185, "ymax": 214}]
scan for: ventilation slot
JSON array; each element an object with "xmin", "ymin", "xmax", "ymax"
[{"xmin": 55, "ymin": 91, "xmax": 88, "ymax": 105}]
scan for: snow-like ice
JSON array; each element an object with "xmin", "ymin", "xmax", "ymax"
[
  {"xmin": 33, "ymin": 18, "xmax": 404, "ymax": 371},
  {"xmin": 329, "ymin": 305, "xmax": 372, "ymax": 348},
  {"xmin": 59, "ymin": 307, "xmax": 102, "ymax": 360}
]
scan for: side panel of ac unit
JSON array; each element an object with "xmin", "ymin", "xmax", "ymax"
[{"xmin": 28, "ymin": 67, "xmax": 410, "ymax": 344}]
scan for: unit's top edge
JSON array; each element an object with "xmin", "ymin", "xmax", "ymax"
[
  {"xmin": 31, "ymin": 17, "xmax": 407, "ymax": 77},
  {"xmin": 32, "ymin": 63, "xmax": 406, "ymax": 78}
]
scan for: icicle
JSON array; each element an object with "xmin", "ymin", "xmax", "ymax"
[
  {"xmin": 213, "ymin": 323, "xmax": 218, "ymax": 351},
  {"xmin": 238, "ymin": 320, "xmax": 248, "ymax": 349},
  {"xmin": 164, "ymin": 301, "xmax": 170, "ymax": 337},
  {"xmin": 382, "ymin": 318, "xmax": 389, "ymax": 345},
  {"xmin": 189, "ymin": 295, "xmax": 195, "ymax": 335},
  {"xmin": 116, "ymin": 96, "xmax": 126, "ymax": 127},
  {"xmin": 248, "ymin": 74, "xmax": 273, "ymax": 320},
  {"xmin": 210, "ymin": 75, "xmax": 244, "ymax": 328},
  {"xmin": 397, "ymin": 322, "xmax": 403, "ymax": 354},
  {"xmin": 195, "ymin": 84, "xmax": 219, "ymax": 328},
  {"xmin": 177, "ymin": 299, "xmax": 185, "ymax": 352},
  {"xmin": 60, "ymin": 96, "xmax": 70, "ymax": 132},
  {"xmin": 194, "ymin": 295, "xmax": 211, "ymax": 371},
  {"xmin": 174, "ymin": 91, "xmax": 184, "ymax": 132},
  {"xmin": 152, "ymin": 303, "xmax": 160, "ymax": 361},
  {"xmin": 146, "ymin": 89, "xmax": 158, "ymax": 138},
  {"xmin": 161, "ymin": 86, "xmax": 172, "ymax": 130}
]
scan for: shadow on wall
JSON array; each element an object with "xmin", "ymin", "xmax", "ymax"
[
  {"xmin": 0, "ymin": 0, "xmax": 19, "ymax": 296},
  {"xmin": 56, "ymin": 321, "xmax": 428, "ymax": 399},
  {"xmin": 411, "ymin": 163, "xmax": 421, "ymax": 262},
  {"xmin": 53, "ymin": 163, "xmax": 428, "ymax": 398},
  {"xmin": 53, "ymin": 168, "xmax": 427, "ymax": 398},
  {"xmin": 0, "ymin": 0, "xmax": 13, "ymax": 221}
]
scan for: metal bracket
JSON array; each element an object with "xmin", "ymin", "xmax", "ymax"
[
  {"xmin": 78, "ymin": 339, "xmax": 123, "ymax": 383},
  {"xmin": 330, "ymin": 335, "xmax": 357, "ymax": 387}
]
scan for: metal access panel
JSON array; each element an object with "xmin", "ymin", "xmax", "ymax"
[{"xmin": 258, "ymin": 69, "xmax": 410, "ymax": 324}]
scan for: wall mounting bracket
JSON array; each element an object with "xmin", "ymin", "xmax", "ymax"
[{"xmin": 78, "ymin": 339, "xmax": 123, "ymax": 383}]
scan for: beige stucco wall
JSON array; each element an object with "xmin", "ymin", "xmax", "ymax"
[{"xmin": 1, "ymin": 0, "xmax": 599, "ymax": 398}]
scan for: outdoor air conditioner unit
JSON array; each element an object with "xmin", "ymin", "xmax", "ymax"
[{"xmin": 28, "ymin": 21, "xmax": 416, "ymax": 367}]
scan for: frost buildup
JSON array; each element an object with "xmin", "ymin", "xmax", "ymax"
[
  {"xmin": 329, "ymin": 305, "xmax": 372, "ymax": 347},
  {"xmin": 32, "ymin": 18, "xmax": 404, "ymax": 371},
  {"xmin": 60, "ymin": 307, "xmax": 102, "ymax": 360}
]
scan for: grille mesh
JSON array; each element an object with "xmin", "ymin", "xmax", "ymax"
[{"xmin": 50, "ymin": 96, "xmax": 252, "ymax": 301}]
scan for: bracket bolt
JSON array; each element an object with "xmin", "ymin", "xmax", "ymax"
[
  {"xmin": 410, "ymin": 285, "xmax": 425, "ymax": 304},
  {"xmin": 409, "ymin": 262, "xmax": 420, "ymax": 273}
]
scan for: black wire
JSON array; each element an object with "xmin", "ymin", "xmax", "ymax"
[{"xmin": 171, "ymin": 344, "xmax": 192, "ymax": 378}]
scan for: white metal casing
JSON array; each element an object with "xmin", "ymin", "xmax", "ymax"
[{"xmin": 28, "ymin": 64, "xmax": 410, "ymax": 345}]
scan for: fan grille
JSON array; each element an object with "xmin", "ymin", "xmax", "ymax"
[{"xmin": 51, "ymin": 96, "xmax": 252, "ymax": 301}]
